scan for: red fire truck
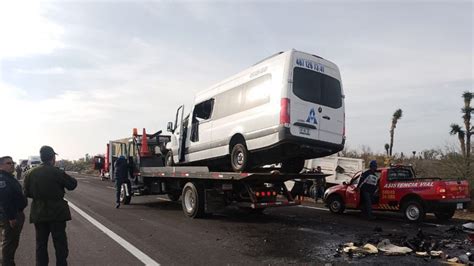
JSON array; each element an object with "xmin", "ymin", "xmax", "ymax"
[{"xmin": 324, "ymin": 165, "xmax": 471, "ymax": 222}]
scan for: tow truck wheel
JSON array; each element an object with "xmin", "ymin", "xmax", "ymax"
[
  {"xmin": 327, "ymin": 195, "xmax": 345, "ymax": 214},
  {"xmin": 230, "ymin": 143, "xmax": 249, "ymax": 172},
  {"xmin": 182, "ymin": 182, "xmax": 206, "ymax": 218},
  {"xmin": 434, "ymin": 208, "xmax": 456, "ymax": 221},
  {"xmin": 402, "ymin": 200, "xmax": 425, "ymax": 222},
  {"xmin": 120, "ymin": 183, "xmax": 132, "ymax": 205}
]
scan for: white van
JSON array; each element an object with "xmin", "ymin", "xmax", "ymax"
[
  {"xmin": 166, "ymin": 49, "xmax": 345, "ymax": 172},
  {"xmin": 27, "ymin": 156, "xmax": 41, "ymax": 169}
]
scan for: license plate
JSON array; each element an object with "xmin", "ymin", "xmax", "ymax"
[
  {"xmin": 457, "ymin": 203, "xmax": 463, "ymax": 209},
  {"xmin": 299, "ymin": 127, "xmax": 310, "ymax": 135}
]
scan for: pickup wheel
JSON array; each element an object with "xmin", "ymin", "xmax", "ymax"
[
  {"xmin": 434, "ymin": 208, "xmax": 456, "ymax": 221},
  {"xmin": 327, "ymin": 195, "xmax": 345, "ymax": 214},
  {"xmin": 230, "ymin": 143, "xmax": 249, "ymax": 172},
  {"xmin": 402, "ymin": 200, "xmax": 425, "ymax": 222},
  {"xmin": 182, "ymin": 182, "xmax": 206, "ymax": 218}
]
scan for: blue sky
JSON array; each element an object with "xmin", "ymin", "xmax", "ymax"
[{"xmin": 0, "ymin": 0, "xmax": 472, "ymax": 160}]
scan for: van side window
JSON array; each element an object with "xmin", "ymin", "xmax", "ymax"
[
  {"xmin": 213, "ymin": 74, "xmax": 272, "ymax": 120},
  {"xmin": 191, "ymin": 99, "xmax": 214, "ymax": 142},
  {"xmin": 193, "ymin": 99, "xmax": 214, "ymax": 121}
]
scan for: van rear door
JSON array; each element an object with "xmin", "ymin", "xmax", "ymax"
[{"xmin": 290, "ymin": 60, "xmax": 344, "ymax": 144}]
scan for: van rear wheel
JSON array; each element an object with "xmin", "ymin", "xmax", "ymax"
[{"xmin": 230, "ymin": 143, "xmax": 249, "ymax": 172}]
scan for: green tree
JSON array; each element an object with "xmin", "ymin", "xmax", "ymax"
[
  {"xmin": 462, "ymin": 91, "xmax": 472, "ymax": 169},
  {"xmin": 449, "ymin": 123, "xmax": 466, "ymax": 156},
  {"xmin": 384, "ymin": 143, "xmax": 390, "ymax": 156},
  {"xmin": 389, "ymin": 109, "xmax": 403, "ymax": 156}
]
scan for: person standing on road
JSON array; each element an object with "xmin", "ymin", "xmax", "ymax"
[
  {"xmin": 356, "ymin": 160, "xmax": 378, "ymax": 220},
  {"xmin": 114, "ymin": 156, "xmax": 130, "ymax": 209},
  {"xmin": 314, "ymin": 166, "xmax": 326, "ymax": 202},
  {"xmin": 14, "ymin": 164, "xmax": 22, "ymax": 180},
  {"xmin": 23, "ymin": 146, "xmax": 77, "ymax": 266},
  {"xmin": 0, "ymin": 156, "xmax": 28, "ymax": 266}
]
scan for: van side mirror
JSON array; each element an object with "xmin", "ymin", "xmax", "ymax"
[{"xmin": 167, "ymin": 122, "xmax": 173, "ymax": 132}]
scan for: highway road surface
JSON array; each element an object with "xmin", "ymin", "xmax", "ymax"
[{"xmin": 14, "ymin": 173, "xmax": 473, "ymax": 265}]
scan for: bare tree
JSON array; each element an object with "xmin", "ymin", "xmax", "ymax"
[{"xmin": 389, "ymin": 109, "xmax": 403, "ymax": 156}]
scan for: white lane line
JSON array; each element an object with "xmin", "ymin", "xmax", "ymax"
[
  {"xmin": 298, "ymin": 205, "xmax": 328, "ymax": 211},
  {"xmin": 156, "ymin": 197, "xmax": 171, "ymax": 202},
  {"xmin": 68, "ymin": 201, "xmax": 160, "ymax": 266},
  {"xmin": 106, "ymin": 186, "xmax": 115, "ymax": 190}
]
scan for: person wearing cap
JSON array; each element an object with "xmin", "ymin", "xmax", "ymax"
[
  {"xmin": 23, "ymin": 146, "xmax": 77, "ymax": 266},
  {"xmin": 314, "ymin": 166, "xmax": 326, "ymax": 202},
  {"xmin": 114, "ymin": 155, "xmax": 130, "ymax": 209},
  {"xmin": 356, "ymin": 160, "xmax": 379, "ymax": 220},
  {"xmin": 0, "ymin": 156, "xmax": 28, "ymax": 266}
]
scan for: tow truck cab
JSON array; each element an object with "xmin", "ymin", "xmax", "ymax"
[{"xmin": 324, "ymin": 165, "xmax": 471, "ymax": 222}]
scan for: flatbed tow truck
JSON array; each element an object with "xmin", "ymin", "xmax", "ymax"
[{"xmin": 105, "ymin": 128, "xmax": 327, "ymax": 218}]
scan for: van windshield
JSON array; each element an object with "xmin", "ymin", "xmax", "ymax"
[{"xmin": 292, "ymin": 67, "xmax": 342, "ymax": 108}]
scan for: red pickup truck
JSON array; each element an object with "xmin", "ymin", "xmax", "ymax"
[{"xmin": 324, "ymin": 165, "xmax": 471, "ymax": 222}]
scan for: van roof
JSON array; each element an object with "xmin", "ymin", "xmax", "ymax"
[{"xmin": 194, "ymin": 49, "xmax": 339, "ymax": 103}]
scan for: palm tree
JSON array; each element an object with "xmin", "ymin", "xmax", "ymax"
[
  {"xmin": 462, "ymin": 91, "xmax": 472, "ymax": 163},
  {"xmin": 389, "ymin": 109, "xmax": 403, "ymax": 156},
  {"xmin": 450, "ymin": 123, "xmax": 466, "ymax": 156},
  {"xmin": 384, "ymin": 143, "xmax": 390, "ymax": 156}
]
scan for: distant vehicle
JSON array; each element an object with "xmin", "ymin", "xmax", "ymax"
[
  {"xmin": 27, "ymin": 156, "xmax": 41, "ymax": 169},
  {"xmin": 166, "ymin": 49, "xmax": 345, "ymax": 172},
  {"xmin": 324, "ymin": 165, "xmax": 471, "ymax": 222},
  {"xmin": 305, "ymin": 156, "xmax": 364, "ymax": 185}
]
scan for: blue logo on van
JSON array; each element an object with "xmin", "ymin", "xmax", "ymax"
[{"xmin": 306, "ymin": 108, "xmax": 318, "ymax": 124}]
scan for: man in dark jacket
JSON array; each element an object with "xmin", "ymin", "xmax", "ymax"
[
  {"xmin": 23, "ymin": 146, "xmax": 77, "ymax": 266},
  {"xmin": 114, "ymin": 156, "xmax": 130, "ymax": 209},
  {"xmin": 0, "ymin": 156, "xmax": 28, "ymax": 266},
  {"xmin": 356, "ymin": 160, "xmax": 378, "ymax": 220}
]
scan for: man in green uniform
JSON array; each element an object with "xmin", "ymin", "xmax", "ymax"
[{"xmin": 23, "ymin": 146, "xmax": 77, "ymax": 266}]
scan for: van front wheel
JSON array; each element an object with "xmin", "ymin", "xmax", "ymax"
[{"xmin": 230, "ymin": 143, "xmax": 249, "ymax": 172}]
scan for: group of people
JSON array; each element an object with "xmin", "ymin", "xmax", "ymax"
[{"xmin": 0, "ymin": 145, "xmax": 77, "ymax": 266}]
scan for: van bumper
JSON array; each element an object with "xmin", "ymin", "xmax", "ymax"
[{"xmin": 277, "ymin": 127, "xmax": 344, "ymax": 158}]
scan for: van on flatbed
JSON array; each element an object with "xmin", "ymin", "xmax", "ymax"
[
  {"xmin": 104, "ymin": 128, "xmax": 326, "ymax": 218},
  {"xmin": 166, "ymin": 49, "xmax": 345, "ymax": 172}
]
